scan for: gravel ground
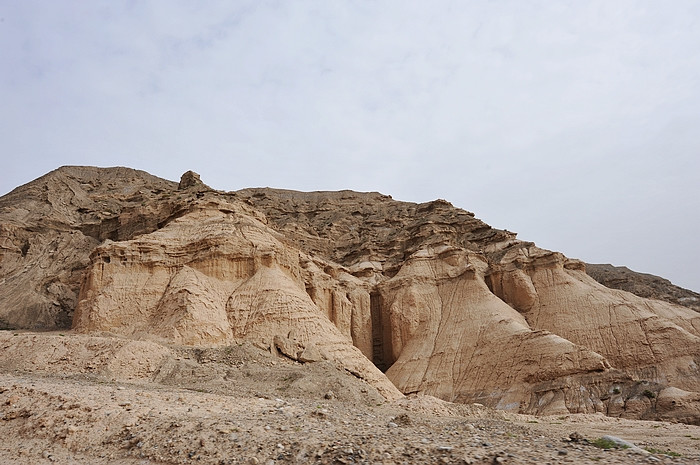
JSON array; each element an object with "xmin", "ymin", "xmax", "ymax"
[{"xmin": 1, "ymin": 372, "xmax": 699, "ymax": 465}]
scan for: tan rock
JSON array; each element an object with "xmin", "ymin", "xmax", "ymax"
[
  {"xmin": 377, "ymin": 248, "xmax": 609, "ymax": 411},
  {"xmin": 489, "ymin": 246, "xmax": 700, "ymax": 394},
  {"xmin": 72, "ymin": 202, "xmax": 401, "ymax": 399},
  {"xmin": 656, "ymin": 387, "xmax": 700, "ymax": 425},
  {"xmin": 1, "ymin": 167, "xmax": 699, "ymax": 422}
]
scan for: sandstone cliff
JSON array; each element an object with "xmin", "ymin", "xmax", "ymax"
[{"xmin": 1, "ymin": 166, "xmax": 699, "ymax": 423}]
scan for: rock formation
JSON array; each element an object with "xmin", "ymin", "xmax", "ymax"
[
  {"xmin": 1, "ymin": 166, "xmax": 699, "ymax": 424},
  {"xmin": 586, "ymin": 263, "xmax": 700, "ymax": 313}
]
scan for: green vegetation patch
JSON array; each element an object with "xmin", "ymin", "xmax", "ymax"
[
  {"xmin": 592, "ymin": 438, "xmax": 628, "ymax": 450},
  {"xmin": 645, "ymin": 447, "xmax": 681, "ymax": 457}
]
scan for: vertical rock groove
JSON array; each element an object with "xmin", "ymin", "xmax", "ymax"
[{"xmin": 370, "ymin": 290, "xmax": 388, "ymax": 372}]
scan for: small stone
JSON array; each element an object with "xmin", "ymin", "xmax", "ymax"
[
  {"xmin": 393, "ymin": 413, "xmax": 412, "ymax": 426},
  {"xmin": 387, "ymin": 422, "xmax": 398, "ymax": 428},
  {"xmin": 324, "ymin": 391, "xmax": 335, "ymax": 400},
  {"xmin": 298, "ymin": 344, "xmax": 323, "ymax": 363},
  {"xmin": 558, "ymin": 449, "xmax": 568, "ymax": 456},
  {"xmin": 437, "ymin": 446, "xmax": 453, "ymax": 451}
]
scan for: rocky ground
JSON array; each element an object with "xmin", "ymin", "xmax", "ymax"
[{"xmin": 1, "ymin": 331, "xmax": 698, "ymax": 465}]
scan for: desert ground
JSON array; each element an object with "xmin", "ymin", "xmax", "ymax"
[{"xmin": 1, "ymin": 331, "xmax": 698, "ymax": 465}]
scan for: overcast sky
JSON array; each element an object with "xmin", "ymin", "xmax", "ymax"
[{"xmin": 1, "ymin": 1, "xmax": 699, "ymax": 291}]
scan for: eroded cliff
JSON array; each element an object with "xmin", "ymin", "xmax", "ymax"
[{"xmin": 1, "ymin": 166, "xmax": 699, "ymax": 423}]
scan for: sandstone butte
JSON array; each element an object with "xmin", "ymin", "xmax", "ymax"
[{"xmin": 0, "ymin": 166, "xmax": 699, "ymax": 425}]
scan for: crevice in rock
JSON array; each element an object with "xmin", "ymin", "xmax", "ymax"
[
  {"xmin": 484, "ymin": 273, "xmax": 495, "ymax": 294},
  {"xmin": 20, "ymin": 240, "xmax": 30, "ymax": 257},
  {"xmin": 483, "ymin": 272, "xmax": 512, "ymax": 309},
  {"xmin": 370, "ymin": 290, "xmax": 389, "ymax": 372}
]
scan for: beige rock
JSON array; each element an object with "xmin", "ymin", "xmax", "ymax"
[
  {"xmin": 298, "ymin": 344, "xmax": 323, "ymax": 363},
  {"xmin": 72, "ymin": 202, "xmax": 401, "ymax": 399},
  {"xmin": 656, "ymin": 387, "xmax": 700, "ymax": 425},
  {"xmin": 0, "ymin": 166, "xmax": 178, "ymax": 329},
  {"xmin": 1, "ymin": 167, "xmax": 699, "ymax": 422},
  {"xmin": 489, "ymin": 246, "xmax": 700, "ymax": 394},
  {"xmin": 178, "ymin": 170, "xmax": 208, "ymax": 190},
  {"xmin": 377, "ymin": 248, "xmax": 609, "ymax": 412}
]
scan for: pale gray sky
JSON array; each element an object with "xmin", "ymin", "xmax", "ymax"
[{"xmin": 1, "ymin": 1, "xmax": 699, "ymax": 291}]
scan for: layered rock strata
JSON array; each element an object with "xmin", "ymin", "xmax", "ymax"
[
  {"xmin": 1, "ymin": 166, "xmax": 699, "ymax": 423},
  {"xmin": 586, "ymin": 263, "xmax": 700, "ymax": 313}
]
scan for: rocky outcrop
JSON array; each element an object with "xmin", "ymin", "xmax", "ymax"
[
  {"xmin": 1, "ymin": 166, "xmax": 699, "ymax": 423},
  {"xmin": 488, "ymin": 247, "xmax": 700, "ymax": 392},
  {"xmin": 178, "ymin": 170, "xmax": 209, "ymax": 190},
  {"xmin": 0, "ymin": 166, "xmax": 178, "ymax": 329},
  {"xmin": 72, "ymin": 198, "xmax": 401, "ymax": 399},
  {"xmin": 586, "ymin": 263, "xmax": 700, "ymax": 313},
  {"xmin": 376, "ymin": 247, "xmax": 610, "ymax": 409}
]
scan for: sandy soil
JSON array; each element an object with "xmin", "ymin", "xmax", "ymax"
[{"xmin": 0, "ymin": 331, "xmax": 698, "ymax": 464}]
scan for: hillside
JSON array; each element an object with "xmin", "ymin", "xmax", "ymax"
[
  {"xmin": 586, "ymin": 263, "xmax": 700, "ymax": 313},
  {"xmin": 0, "ymin": 166, "xmax": 699, "ymax": 428}
]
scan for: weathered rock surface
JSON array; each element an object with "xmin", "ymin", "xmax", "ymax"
[
  {"xmin": 1, "ymin": 166, "xmax": 699, "ymax": 424},
  {"xmin": 586, "ymin": 263, "xmax": 700, "ymax": 313},
  {"xmin": 72, "ymin": 199, "xmax": 400, "ymax": 399},
  {"xmin": 0, "ymin": 166, "xmax": 178, "ymax": 329}
]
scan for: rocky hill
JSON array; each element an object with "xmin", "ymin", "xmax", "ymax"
[
  {"xmin": 586, "ymin": 263, "xmax": 700, "ymax": 313},
  {"xmin": 1, "ymin": 166, "xmax": 699, "ymax": 426}
]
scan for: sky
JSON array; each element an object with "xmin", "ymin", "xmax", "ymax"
[{"xmin": 1, "ymin": 1, "xmax": 699, "ymax": 291}]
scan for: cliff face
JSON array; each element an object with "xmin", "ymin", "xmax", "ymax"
[
  {"xmin": 0, "ymin": 166, "xmax": 178, "ymax": 329},
  {"xmin": 1, "ymin": 166, "xmax": 699, "ymax": 423}
]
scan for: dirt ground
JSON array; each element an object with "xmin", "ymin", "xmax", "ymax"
[{"xmin": 0, "ymin": 331, "xmax": 698, "ymax": 464}]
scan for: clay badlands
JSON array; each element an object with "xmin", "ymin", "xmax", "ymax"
[{"xmin": 0, "ymin": 166, "xmax": 698, "ymax": 464}]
